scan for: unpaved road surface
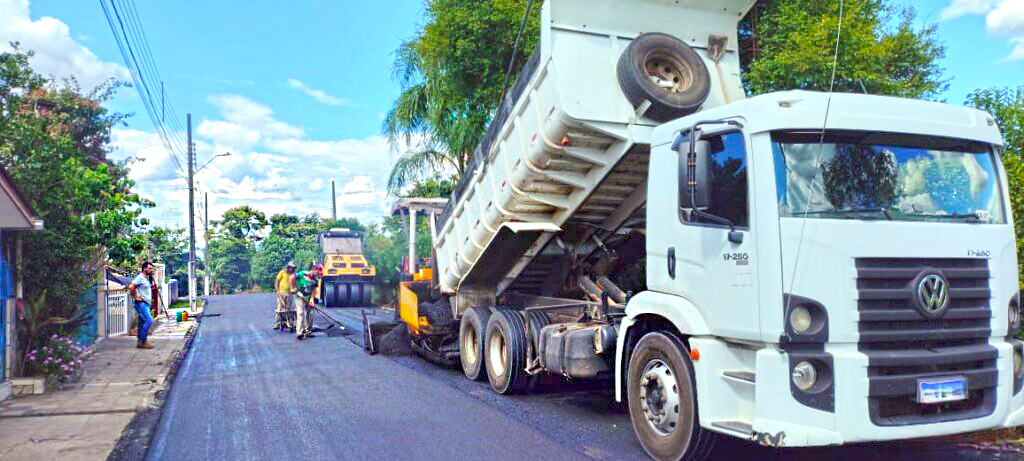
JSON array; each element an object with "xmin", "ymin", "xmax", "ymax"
[{"xmin": 148, "ymin": 294, "xmax": 1023, "ymax": 460}]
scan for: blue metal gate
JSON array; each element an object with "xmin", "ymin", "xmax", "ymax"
[{"xmin": 0, "ymin": 230, "xmax": 12, "ymax": 380}]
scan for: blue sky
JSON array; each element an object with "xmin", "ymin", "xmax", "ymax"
[{"xmin": 1, "ymin": 0, "xmax": 1023, "ymax": 233}]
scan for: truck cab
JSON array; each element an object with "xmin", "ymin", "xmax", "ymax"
[{"xmin": 621, "ymin": 89, "xmax": 1024, "ymax": 448}]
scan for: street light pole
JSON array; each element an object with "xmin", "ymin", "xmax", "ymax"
[
  {"xmin": 204, "ymin": 192, "xmax": 210, "ymax": 297},
  {"xmin": 187, "ymin": 113, "xmax": 197, "ymax": 312},
  {"xmin": 196, "ymin": 152, "xmax": 231, "ymax": 174}
]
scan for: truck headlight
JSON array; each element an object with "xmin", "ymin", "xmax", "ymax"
[
  {"xmin": 789, "ymin": 306, "xmax": 812, "ymax": 334},
  {"xmin": 791, "ymin": 361, "xmax": 817, "ymax": 391},
  {"xmin": 782, "ymin": 295, "xmax": 828, "ymax": 344}
]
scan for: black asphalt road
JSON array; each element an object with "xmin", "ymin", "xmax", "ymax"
[{"xmin": 148, "ymin": 294, "xmax": 1023, "ymax": 461}]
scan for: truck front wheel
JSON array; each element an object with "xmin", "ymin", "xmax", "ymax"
[
  {"xmin": 459, "ymin": 306, "xmax": 491, "ymax": 381},
  {"xmin": 627, "ymin": 332, "xmax": 716, "ymax": 461}
]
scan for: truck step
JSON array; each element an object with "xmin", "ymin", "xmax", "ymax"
[
  {"xmin": 710, "ymin": 420, "xmax": 753, "ymax": 437},
  {"xmin": 722, "ymin": 370, "xmax": 756, "ymax": 385}
]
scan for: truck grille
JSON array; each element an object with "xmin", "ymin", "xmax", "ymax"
[{"xmin": 856, "ymin": 258, "xmax": 996, "ymax": 426}]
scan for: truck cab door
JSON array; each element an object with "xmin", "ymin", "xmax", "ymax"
[{"xmin": 660, "ymin": 130, "xmax": 760, "ymax": 341}]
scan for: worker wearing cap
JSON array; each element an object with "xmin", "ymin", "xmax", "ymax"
[
  {"xmin": 294, "ymin": 263, "xmax": 322, "ymax": 340},
  {"xmin": 274, "ymin": 262, "xmax": 297, "ymax": 331}
]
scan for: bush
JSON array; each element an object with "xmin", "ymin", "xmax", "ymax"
[{"xmin": 26, "ymin": 334, "xmax": 92, "ymax": 383}]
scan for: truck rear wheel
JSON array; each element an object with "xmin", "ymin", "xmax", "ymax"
[
  {"xmin": 627, "ymin": 332, "xmax": 717, "ymax": 461},
  {"xmin": 484, "ymin": 309, "xmax": 530, "ymax": 394},
  {"xmin": 459, "ymin": 306, "xmax": 491, "ymax": 381},
  {"xmin": 617, "ymin": 32, "xmax": 711, "ymax": 122},
  {"xmin": 526, "ymin": 310, "xmax": 550, "ymax": 353}
]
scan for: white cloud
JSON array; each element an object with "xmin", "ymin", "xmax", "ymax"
[
  {"xmin": 0, "ymin": 0, "xmax": 130, "ymax": 87},
  {"xmin": 1006, "ymin": 36, "xmax": 1024, "ymax": 61},
  {"xmin": 110, "ymin": 128, "xmax": 182, "ymax": 181},
  {"xmin": 941, "ymin": 0, "xmax": 1002, "ymax": 19},
  {"xmin": 207, "ymin": 94, "xmax": 305, "ymax": 139},
  {"xmin": 339, "ymin": 176, "xmax": 387, "ymax": 213},
  {"xmin": 286, "ymin": 78, "xmax": 349, "ymax": 106},
  {"xmin": 942, "ymin": 0, "xmax": 1024, "ymax": 61},
  {"xmin": 987, "ymin": 0, "xmax": 1024, "ymax": 36},
  {"xmin": 118, "ymin": 93, "xmax": 399, "ymax": 228}
]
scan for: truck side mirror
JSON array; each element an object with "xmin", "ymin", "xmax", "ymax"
[{"xmin": 679, "ymin": 139, "xmax": 712, "ymax": 211}]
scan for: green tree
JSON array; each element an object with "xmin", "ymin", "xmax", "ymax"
[
  {"xmin": 206, "ymin": 236, "xmax": 252, "ymax": 293},
  {"xmin": 967, "ymin": 86, "xmax": 1024, "ymax": 287},
  {"xmin": 143, "ymin": 227, "xmax": 189, "ymax": 294},
  {"xmin": 0, "ymin": 45, "xmax": 152, "ymax": 369},
  {"xmin": 739, "ymin": 0, "xmax": 947, "ymax": 98},
  {"xmin": 217, "ymin": 205, "xmax": 268, "ymax": 241},
  {"xmin": 383, "ymin": 0, "xmax": 541, "ymax": 194},
  {"xmin": 250, "ymin": 213, "xmax": 369, "ymax": 288},
  {"xmin": 968, "ymin": 87, "xmax": 1024, "ymax": 157},
  {"xmin": 249, "ymin": 235, "xmax": 298, "ymax": 289}
]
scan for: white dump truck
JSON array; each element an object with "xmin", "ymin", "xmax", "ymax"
[{"xmin": 392, "ymin": 0, "xmax": 1024, "ymax": 459}]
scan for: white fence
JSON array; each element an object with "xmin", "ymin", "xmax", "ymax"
[{"xmin": 106, "ymin": 289, "xmax": 130, "ymax": 336}]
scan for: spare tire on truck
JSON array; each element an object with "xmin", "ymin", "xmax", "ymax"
[{"xmin": 617, "ymin": 32, "xmax": 711, "ymax": 122}]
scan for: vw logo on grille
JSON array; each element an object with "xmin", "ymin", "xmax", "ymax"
[{"xmin": 916, "ymin": 272, "xmax": 950, "ymax": 317}]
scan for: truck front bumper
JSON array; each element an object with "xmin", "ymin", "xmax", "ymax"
[{"xmin": 740, "ymin": 340, "xmax": 1024, "ymax": 447}]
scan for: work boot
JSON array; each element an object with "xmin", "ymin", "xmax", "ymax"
[
  {"xmin": 137, "ymin": 342, "xmax": 154, "ymax": 349},
  {"xmin": 296, "ymin": 335, "xmax": 304, "ymax": 341}
]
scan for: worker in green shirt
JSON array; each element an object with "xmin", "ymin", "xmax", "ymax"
[{"xmin": 294, "ymin": 264, "xmax": 323, "ymax": 340}]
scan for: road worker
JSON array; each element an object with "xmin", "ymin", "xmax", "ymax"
[
  {"xmin": 274, "ymin": 261, "xmax": 297, "ymax": 332},
  {"xmin": 294, "ymin": 264, "xmax": 323, "ymax": 340}
]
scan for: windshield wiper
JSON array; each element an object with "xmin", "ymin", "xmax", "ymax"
[
  {"xmin": 898, "ymin": 212, "xmax": 984, "ymax": 223},
  {"xmin": 799, "ymin": 207, "xmax": 893, "ymax": 220}
]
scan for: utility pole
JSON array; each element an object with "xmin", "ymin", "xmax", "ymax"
[
  {"xmin": 204, "ymin": 192, "xmax": 210, "ymax": 297},
  {"xmin": 187, "ymin": 113, "xmax": 196, "ymax": 312},
  {"xmin": 331, "ymin": 179, "xmax": 337, "ymax": 223}
]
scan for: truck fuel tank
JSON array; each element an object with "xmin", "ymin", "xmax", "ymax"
[{"xmin": 537, "ymin": 322, "xmax": 618, "ymax": 379}]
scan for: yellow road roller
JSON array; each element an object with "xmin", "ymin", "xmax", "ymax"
[{"xmin": 319, "ymin": 228, "xmax": 375, "ymax": 307}]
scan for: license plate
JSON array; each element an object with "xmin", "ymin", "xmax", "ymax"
[{"xmin": 917, "ymin": 377, "xmax": 967, "ymax": 404}]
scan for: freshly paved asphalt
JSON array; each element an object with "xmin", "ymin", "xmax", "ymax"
[{"xmin": 148, "ymin": 294, "xmax": 1022, "ymax": 461}]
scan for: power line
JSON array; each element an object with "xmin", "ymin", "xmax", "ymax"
[
  {"xmin": 99, "ymin": 0, "xmax": 187, "ymax": 177},
  {"xmin": 117, "ymin": 0, "xmax": 193, "ymax": 166}
]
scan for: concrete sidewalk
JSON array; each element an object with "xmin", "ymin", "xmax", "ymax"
[{"xmin": 0, "ymin": 318, "xmax": 195, "ymax": 460}]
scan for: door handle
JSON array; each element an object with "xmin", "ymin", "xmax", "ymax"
[{"xmin": 667, "ymin": 247, "xmax": 676, "ymax": 279}]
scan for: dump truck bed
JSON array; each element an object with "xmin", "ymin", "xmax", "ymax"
[{"xmin": 433, "ymin": 0, "xmax": 753, "ymax": 307}]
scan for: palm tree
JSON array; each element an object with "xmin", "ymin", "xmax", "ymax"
[
  {"xmin": 382, "ymin": 1, "xmax": 541, "ymax": 196},
  {"xmin": 383, "ymin": 40, "xmax": 470, "ymax": 196}
]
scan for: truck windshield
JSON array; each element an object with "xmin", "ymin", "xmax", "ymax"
[{"xmin": 772, "ymin": 131, "xmax": 1006, "ymax": 224}]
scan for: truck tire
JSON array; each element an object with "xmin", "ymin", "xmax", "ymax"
[
  {"xmin": 484, "ymin": 308, "xmax": 530, "ymax": 394},
  {"xmin": 627, "ymin": 331, "xmax": 717, "ymax": 461},
  {"xmin": 459, "ymin": 306, "xmax": 491, "ymax": 381},
  {"xmin": 423, "ymin": 298, "xmax": 455, "ymax": 328},
  {"xmin": 617, "ymin": 32, "xmax": 711, "ymax": 122},
  {"xmin": 526, "ymin": 310, "xmax": 550, "ymax": 353}
]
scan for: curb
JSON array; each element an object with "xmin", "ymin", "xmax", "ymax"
[{"xmin": 105, "ymin": 321, "xmax": 200, "ymax": 461}]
